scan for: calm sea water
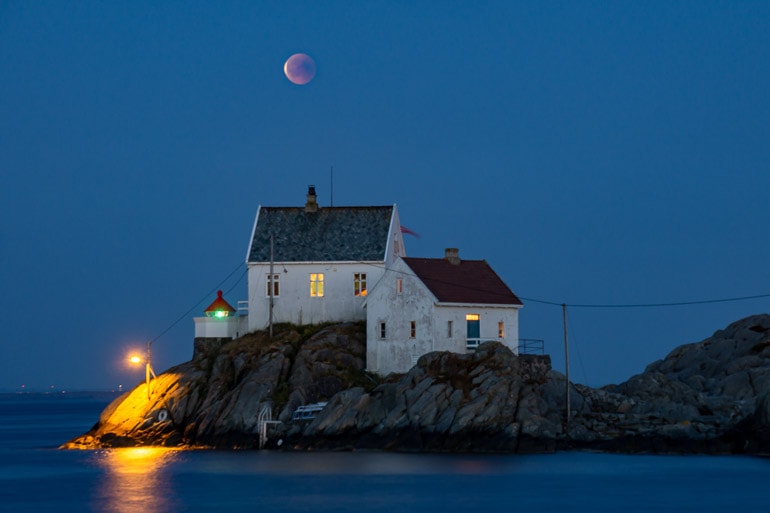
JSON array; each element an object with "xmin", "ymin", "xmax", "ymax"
[{"xmin": 1, "ymin": 393, "xmax": 769, "ymax": 513}]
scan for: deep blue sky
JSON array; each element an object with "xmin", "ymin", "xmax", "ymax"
[{"xmin": 2, "ymin": 1, "xmax": 769, "ymax": 391}]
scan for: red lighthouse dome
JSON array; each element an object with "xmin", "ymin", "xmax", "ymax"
[{"xmin": 204, "ymin": 290, "xmax": 236, "ymax": 318}]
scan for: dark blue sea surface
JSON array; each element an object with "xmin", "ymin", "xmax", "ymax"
[{"xmin": 1, "ymin": 393, "xmax": 769, "ymax": 512}]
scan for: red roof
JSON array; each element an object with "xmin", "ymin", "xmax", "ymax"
[
  {"xmin": 402, "ymin": 257, "xmax": 523, "ymax": 306},
  {"xmin": 204, "ymin": 290, "xmax": 236, "ymax": 314}
]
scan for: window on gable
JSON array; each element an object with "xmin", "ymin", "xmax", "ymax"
[
  {"xmin": 379, "ymin": 322, "xmax": 387, "ymax": 339},
  {"xmin": 396, "ymin": 278, "xmax": 403, "ymax": 295},
  {"xmin": 447, "ymin": 320, "xmax": 453, "ymax": 338},
  {"xmin": 410, "ymin": 321, "xmax": 416, "ymax": 338},
  {"xmin": 265, "ymin": 274, "xmax": 280, "ymax": 297},
  {"xmin": 354, "ymin": 273, "xmax": 367, "ymax": 296},
  {"xmin": 310, "ymin": 273, "xmax": 324, "ymax": 297},
  {"xmin": 498, "ymin": 322, "xmax": 505, "ymax": 339}
]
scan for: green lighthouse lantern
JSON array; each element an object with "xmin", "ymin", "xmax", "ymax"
[{"xmin": 204, "ymin": 290, "xmax": 236, "ymax": 318}]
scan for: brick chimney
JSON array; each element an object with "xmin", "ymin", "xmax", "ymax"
[
  {"xmin": 444, "ymin": 247, "xmax": 460, "ymax": 265},
  {"xmin": 305, "ymin": 185, "xmax": 318, "ymax": 213}
]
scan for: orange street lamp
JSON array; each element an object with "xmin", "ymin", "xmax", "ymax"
[{"xmin": 128, "ymin": 340, "xmax": 156, "ymax": 401}]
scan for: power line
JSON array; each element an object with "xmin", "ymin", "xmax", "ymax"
[
  {"xmin": 224, "ymin": 267, "xmax": 248, "ymax": 296},
  {"xmin": 520, "ymin": 292, "xmax": 770, "ymax": 309},
  {"xmin": 150, "ymin": 261, "xmax": 246, "ymax": 343},
  {"xmin": 366, "ymin": 261, "xmax": 769, "ymax": 309},
  {"xmin": 357, "ymin": 260, "xmax": 770, "ymax": 310}
]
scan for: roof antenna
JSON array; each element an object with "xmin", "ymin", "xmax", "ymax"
[{"xmin": 330, "ymin": 165, "xmax": 334, "ymax": 207}]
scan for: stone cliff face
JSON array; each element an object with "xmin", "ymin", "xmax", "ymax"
[
  {"xmin": 63, "ymin": 322, "xmax": 372, "ymax": 449},
  {"xmin": 594, "ymin": 314, "xmax": 770, "ymax": 452},
  {"xmin": 293, "ymin": 345, "xmax": 556, "ymax": 452},
  {"xmin": 63, "ymin": 315, "xmax": 770, "ymax": 454}
]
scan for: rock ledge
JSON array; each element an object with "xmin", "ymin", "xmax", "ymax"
[{"xmin": 62, "ymin": 315, "xmax": 770, "ymax": 454}]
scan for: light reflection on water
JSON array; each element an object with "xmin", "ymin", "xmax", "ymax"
[
  {"xmin": 157, "ymin": 450, "xmax": 525, "ymax": 478},
  {"xmin": 5, "ymin": 395, "xmax": 770, "ymax": 512},
  {"xmin": 91, "ymin": 448, "xmax": 181, "ymax": 513},
  {"xmin": 80, "ymin": 450, "xmax": 770, "ymax": 513}
]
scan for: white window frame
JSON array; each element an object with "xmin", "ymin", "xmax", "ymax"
[
  {"xmin": 354, "ymin": 273, "xmax": 367, "ymax": 296},
  {"xmin": 265, "ymin": 274, "xmax": 280, "ymax": 297},
  {"xmin": 310, "ymin": 273, "xmax": 324, "ymax": 297}
]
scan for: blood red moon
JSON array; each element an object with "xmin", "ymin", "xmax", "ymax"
[{"xmin": 283, "ymin": 53, "xmax": 316, "ymax": 85}]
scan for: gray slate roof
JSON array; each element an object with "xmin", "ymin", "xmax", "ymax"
[{"xmin": 248, "ymin": 206, "xmax": 394, "ymax": 263}]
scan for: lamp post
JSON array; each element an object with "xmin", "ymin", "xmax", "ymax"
[
  {"xmin": 144, "ymin": 340, "xmax": 156, "ymax": 401},
  {"xmin": 129, "ymin": 340, "xmax": 156, "ymax": 401}
]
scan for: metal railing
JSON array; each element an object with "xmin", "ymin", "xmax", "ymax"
[
  {"xmin": 465, "ymin": 337, "xmax": 545, "ymax": 354},
  {"xmin": 291, "ymin": 402, "xmax": 328, "ymax": 421},
  {"xmin": 466, "ymin": 338, "xmax": 501, "ymax": 350},
  {"xmin": 518, "ymin": 338, "xmax": 545, "ymax": 355}
]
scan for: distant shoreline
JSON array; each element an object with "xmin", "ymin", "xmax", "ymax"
[{"xmin": 0, "ymin": 390, "xmax": 122, "ymax": 399}]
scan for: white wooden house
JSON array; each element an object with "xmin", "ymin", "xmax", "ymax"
[
  {"xmin": 365, "ymin": 248, "xmax": 523, "ymax": 375},
  {"xmin": 244, "ymin": 186, "xmax": 406, "ymax": 331},
  {"xmin": 195, "ymin": 188, "xmax": 526, "ymax": 376}
]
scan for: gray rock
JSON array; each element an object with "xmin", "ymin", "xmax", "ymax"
[{"xmin": 63, "ymin": 315, "xmax": 770, "ymax": 455}]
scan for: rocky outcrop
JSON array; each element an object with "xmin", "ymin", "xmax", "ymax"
[
  {"xmin": 63, "ymin": 314, "xmax": 770, "ymax": 454},
  {"xmin": 63, "ymin": 322, "xmax": 372, "ymax": 449},
  {"xmin": 590, "ymin": 314, "xmax": 770, "ymax": 452},
  {"xmin": 292, "ymin": 345, "xmax": 556, "ymax": 452}
]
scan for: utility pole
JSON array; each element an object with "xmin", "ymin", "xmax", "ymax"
[
  {"xmin": 269, "ymin": 234, "xmax": 274, "ymax": 339},
  {"xmin": 145, "ymin": 339, "xmax": 156, "ymax": 401},
  {"xmin": 562, "ymin": 304, "xmax": 570, "ymax": 431}
]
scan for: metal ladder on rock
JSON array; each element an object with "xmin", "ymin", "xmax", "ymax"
[{"xmin": 257, "ymin": 405, "xmax": 282, "ymax": 449}]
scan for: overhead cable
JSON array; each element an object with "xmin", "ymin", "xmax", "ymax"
[{"xmin": 150, "ymin": 261, "xmax": 245, "ymax": 343}]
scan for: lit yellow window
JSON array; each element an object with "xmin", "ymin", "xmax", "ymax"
[
  {"xmin": 354, "ymin": 273, "xmax": 367, "ymax": 296},
  {"xmin": 498, "ymin": 322, "xmax": 505, "ymax": 338},
  {"xmin": 466, "ymin": 314, "xmax": 480, "ymax": 321},
  {"xmin": 310, "ymin": 273, "xmax": 324, "ymax": 297}
]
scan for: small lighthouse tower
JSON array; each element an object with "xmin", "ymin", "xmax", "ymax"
[{"xmin": 193, "ymin": 290, "xmax": 244, "ymax": 358}]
